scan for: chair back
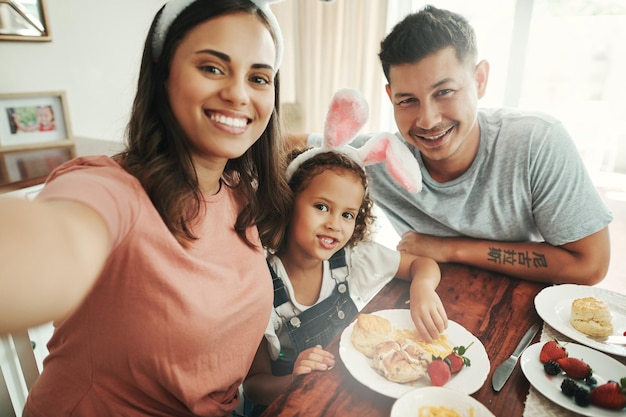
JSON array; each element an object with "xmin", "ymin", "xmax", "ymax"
[{"xmin": 0, "ymin": 329, "xmax": 40, "ymax": 417}]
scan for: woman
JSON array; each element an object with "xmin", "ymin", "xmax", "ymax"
[{"xmin": 0, "ymin": 0, "xmax": 290, "ymax": 415}]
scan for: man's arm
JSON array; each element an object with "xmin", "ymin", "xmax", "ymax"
[{"xmin": 397, "ymin": 227, "xmax": 610, "ymax": 285}]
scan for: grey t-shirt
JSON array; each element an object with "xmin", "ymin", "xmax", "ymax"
[{"xmin": 309, "ymin": 107, "xmax": 612, "ymax": 246}]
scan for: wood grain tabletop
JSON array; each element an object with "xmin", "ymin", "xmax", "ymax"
[{"xmin": 261, "ymin": 263, "xmax": 547, "ymax": 417}]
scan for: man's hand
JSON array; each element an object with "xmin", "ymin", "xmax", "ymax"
[{"xmin": 397, "ymin": 231, "xmax": 451, "ymax": 263}]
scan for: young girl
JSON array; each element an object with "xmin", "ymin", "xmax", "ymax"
[
  {"xmin": 243, "ymin": 89, "xmax": 448, "ymax": 413},
  {"xmin": 0, "ymin": 0, "xmax": 290, "ymax": 416},
  {"xmin": 11, "ymin": 105, "xmax": 56, "ymax": 132}
]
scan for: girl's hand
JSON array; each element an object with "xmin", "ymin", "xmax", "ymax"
[
  {"xmin": 292, "ymin": 345, "xmax": 335, "ymax": 376},
  {"xmin": 408, "ymin": 288, "xmax": 448, "ymax": 343}
]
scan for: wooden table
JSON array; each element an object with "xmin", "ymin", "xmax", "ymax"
[{"xmin": 261, "ymin": 263, "xmax": 547, "ymax": 417}]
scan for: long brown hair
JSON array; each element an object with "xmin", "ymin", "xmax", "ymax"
[{"xmin": 116, "ymin": 0, "xmax": 290, "ymax": 248}]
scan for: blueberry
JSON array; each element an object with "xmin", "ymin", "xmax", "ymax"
[{"xmin": 584, "ymin": 375, "xmax": 597, "ymax": 387}]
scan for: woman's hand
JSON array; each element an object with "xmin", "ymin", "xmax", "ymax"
[{"xmin": 292, "ymin": 345, "xmax": 335, "ymax": 376}]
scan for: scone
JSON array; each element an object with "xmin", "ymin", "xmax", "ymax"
[
  {"xmin": 570, "ymin": 297, "xmax": 613, "ymax": 337},
  {"xmin": 351, "ymin": 313, "xmax": 394, "ymax": 357},
  {"xmin": 371, "ymin": 338, "xmax": 431, "ymax": 383}
]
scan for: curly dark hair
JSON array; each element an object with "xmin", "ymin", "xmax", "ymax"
[{"xmin": 275, "ymin": 148, "xmax": 376, "ymax": 254}]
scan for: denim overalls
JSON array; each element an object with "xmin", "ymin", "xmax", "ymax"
[
  {"xmin": 244, "ymin": 249, "xmax": 360, "ymax": 417},
  {"xmin": 269, "ymin": 248, "xmax": 359, "ymax": 376}
]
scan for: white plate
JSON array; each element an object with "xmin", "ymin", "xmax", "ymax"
[
  {"xmin": 534, "ymin": 284, "xmax": 626, "ymax": 357},
  {"xmin": 391, "ymin": 387, "xmax": 495, "ymax": 417},
  {"xmin": 521, "ymin": 342, "xmax": 626, "ymax": 417},
  {"xmin": 338, "ymin": 309, "xmax": 490, "ymax": 398}
]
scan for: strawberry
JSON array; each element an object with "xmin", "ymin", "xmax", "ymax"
[
  {"xmin": 444, "ymin": 342, "xmax": 474, "ymax": 373},
  {"xmin": 539, "ymin": 340, "xmax": 568, "ymax": 363},
  {"xmin": 427, "ymin": 357, "xmax": 451, "ymax": 386},
  {"xmin": 590, "ymin": 378, "xmax": 626, "ymax": 410},
  {"xmin": 556, "ymin": 357, "xmax": 592, "ymax": 380}
]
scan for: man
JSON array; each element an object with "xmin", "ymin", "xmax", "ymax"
[{"xmin": 296, "ymin": 5, "xmax": 612, "ymax": 284}]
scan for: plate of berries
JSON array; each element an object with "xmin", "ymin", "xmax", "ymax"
[{"xmin": 521, "ymin": 341, "xmax": 626, "ymax": 416}]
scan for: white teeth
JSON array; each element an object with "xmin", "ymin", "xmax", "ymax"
[
  {"xmin": 321, "ymin": 237, "xmax": 335, "ymax": 245},
  {"xmin": 419, "ymin": 127, "xmax": 452, "ymax": 140},
  {"xmin": 421, "ymin": 130, "xmax": 447, "ymax": 140},
  {"xmin": 210, "ymin": 113, "xmax": 247, "ymax": 128}
]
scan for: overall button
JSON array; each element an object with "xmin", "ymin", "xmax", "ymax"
[
  {"xmin": 338, "ymin": 283, "xmax": 347, "ymax": 294},
  {"xmin": 290, "ymin": 317, "xmax": 301, "ymax": 328},
  {"xmin": 338, "ymin": 310, "xmax": 346, "ymax": 320}
]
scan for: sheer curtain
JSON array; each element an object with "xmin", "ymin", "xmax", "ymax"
[{"xmin": 274, "ymin": 0, "xmax": 388, "ymax": 134}]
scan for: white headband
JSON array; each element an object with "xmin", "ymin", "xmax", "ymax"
[
  {"xmin": 287, "ymin": 89, "xmax": 423, "ymax": 193},
  {"xmin": 151, "ymin": 0, "xmax": 284, "ymax": 71}
]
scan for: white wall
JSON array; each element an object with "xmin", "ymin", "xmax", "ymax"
[{"xmin": 0, "ymin": 0, "xmax": 165, "ymax": 142}]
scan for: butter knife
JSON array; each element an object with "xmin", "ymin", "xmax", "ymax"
[
  {"xmin": 491, "ymin": 322, "xmax": 540, "ymax": 392},
  {"xmin": 587, "ymin": 335, "xmax": 626, "ymax": 345}
]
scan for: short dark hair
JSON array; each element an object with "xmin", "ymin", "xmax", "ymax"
[{"xmin": 379, "ymin": 5, "xmax": 478, "ymax": 82}]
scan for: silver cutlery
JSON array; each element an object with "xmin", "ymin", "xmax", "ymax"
[
  {"xmin": 587, "ymin": 335, "xmax": 626, "ymax": 345},
  {"xmin": 491, "ymin": 322, "xmax": 541, "ymax": 392}
]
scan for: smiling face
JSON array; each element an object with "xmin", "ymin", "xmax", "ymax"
[
  {"xmin": 36, "ymin": 106, "xmax": 54, "ymax": 129},
  {"xmin": 286, "ymin": 168, "xmax": 365, "ymax": 263},
  {"xmin": 386, "ymin": 47, "xmax": 489, "ymax": 181},
  {"xmin": 166, "ymin": 12, "xmax": 276, "ymax": 173}
]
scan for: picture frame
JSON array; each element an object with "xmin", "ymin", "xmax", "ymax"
[
  {"xmin": 0, "ymin": 91, "xmax": 75, "ymax": 192},
  {"xmin": 0, "ymin": 91, "xmax": 72, "ymax": 148},
  {"xmin": 0, "ymin": 144, "xmax": 75, "ymax": 191},
  {"xmin": 0, "ymin": 0, "xmax": 51, "ymax": 42}
]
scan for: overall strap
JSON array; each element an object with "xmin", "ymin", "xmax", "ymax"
[
  {"xmin": 268, "ymin": 260, "xmax": 290, "ymax": 307},
  {"xmin": 329, "ymin": 247, "xmax": 349, "ymax": 282},
  {"xmin": 271, "ymin": 248, "xmax": 348, "ymax": 309},
  {"xmin": 328, "ymin": 247, "xmax": 347, "ymax": 269}
]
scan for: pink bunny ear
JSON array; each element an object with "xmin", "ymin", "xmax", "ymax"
[
  {"xmin": 357, "ymin": 132, "xmax": 423, "ymax": 193},
  {"xmin": 323, "ymin": 88, "xmax": 369, "ymax": 149}
]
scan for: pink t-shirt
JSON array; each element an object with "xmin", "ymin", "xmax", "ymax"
[{"xmin": 25, "ymin": 156, "xmax": 272, "ymax": 417}]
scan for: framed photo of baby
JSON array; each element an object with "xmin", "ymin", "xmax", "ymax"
[
  {"xmin": 0, "ymin": 91, "xmax": 75, "ymax": 192},
  {"xmin": 0, "ymin": 91, "xmax": 72, "ymax": 147}
]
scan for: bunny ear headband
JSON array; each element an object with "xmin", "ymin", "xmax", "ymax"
[
  {"xmin": 286, "ymin": 88, "xmax": 423, "ymax": 193},
  {"xmin": 152, "ymin": 0, "xmax": 284, "ymax": 71}
]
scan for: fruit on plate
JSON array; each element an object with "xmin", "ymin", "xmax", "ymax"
[
  {"xmin": 556, "ymin": 357, "xmax": 592, "ymax": 380},
  {"xmin": 539, "ymin": 340, "xmax": 568, "ymax": 363},
  {"xmin": 444, "ymin": 342, "xmax": 473, "ymax": 374},
  {"xmin": 543, "ymin": 360, "xmax": 561, "ymax": 376},
  {"xmin": 427, "ymin": 357, "xmax": 451, "ymax": 386},
  {"xmin": 561, "ymin": 378, "xmax": 592, "ymax": 407},
  {"xmin": 589, "ymin": 378, "xmax": 626, "ymax": 410}
]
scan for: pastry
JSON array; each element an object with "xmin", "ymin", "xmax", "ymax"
[
  {"xmin": 350, "ymin": 313, "xmax": 394, "ymax": 357},
  {"xmin": 570, "ymin": 296, "xmax": 613, "ymax": 337},
  {"xmin": 371, "ymin": 338, "xmax": 431, "ymax": 383}
]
